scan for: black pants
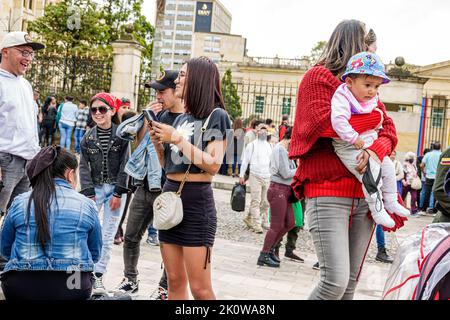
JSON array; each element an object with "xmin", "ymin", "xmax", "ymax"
[
  {"xmin": 123, "ymin": 187, "xmax": 160, "ymax": 282},
  {"xmin": 0, "ymin": 271, "xmax": 92, "ymax": 300},
  {"xmin": 41, "ymin": 125, "xmax": 55, "ymax": 147},
  {"xmin": 422, "ymin": 178, "xmax": 435, "ymax": 211}
]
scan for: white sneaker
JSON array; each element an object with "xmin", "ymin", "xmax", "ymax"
[
  {"xmin": 384, "ymin": 201, "xmax": 410, "ymax": 217},
  {"xmin": 371, "ymin": 209, "xmax": 395, "ymax": 228},
  {"xmin": 92, "ymin": 274, "xmax": 107, "ymax": 296}
]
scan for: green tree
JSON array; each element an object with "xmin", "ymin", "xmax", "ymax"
[
  {"xmin": 100, "ymin": 0, "xmax": 154, "ymax": 74},
  {"xmin": 28, "ymin": 0, "xmax": 109, "ymax": 55},
  {"xmin": 28, "ymin": 0, "xmax": 110, "ymax": 93},
  {"xmin": 309, "ymin": 41, "xmax": 327, "ymax": 64},
  {"xmin": 221, "ymin": 69, "xmax": 242, "ymax": 121}
]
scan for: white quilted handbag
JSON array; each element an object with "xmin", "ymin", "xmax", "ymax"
[
  {"xmin": 153, "ymin": 108, "xmax": 220, "ymax": 230},
  {"xmin": 153, "ymin": 191, "xmax": 183, "ymax": 230}
]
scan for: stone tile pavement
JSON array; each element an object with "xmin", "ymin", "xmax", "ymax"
[{"xmin": 0, "ymin": 174, "xmax": 434, "ymax": 300}]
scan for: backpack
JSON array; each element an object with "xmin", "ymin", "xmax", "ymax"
[{"xmin": 55, "ymin": 103, "xmax": 64, "ymax": 124}]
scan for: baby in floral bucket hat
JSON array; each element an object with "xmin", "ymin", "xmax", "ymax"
[{"xmin": 331, "ymin": 52, "xmax": 410, "ymax": 228}]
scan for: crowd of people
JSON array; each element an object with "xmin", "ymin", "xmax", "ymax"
[{"xmin": 0, "ymin": 20, "xmax": 449, "ymax": 302}]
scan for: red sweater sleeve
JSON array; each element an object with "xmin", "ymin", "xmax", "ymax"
[
  {"xmin": 367, "ymin": 102, "xmax": 398, "ymax": 160},
  {"xmin": 321, "ymin": 111, "xmax": 382, "ymax": 138}
]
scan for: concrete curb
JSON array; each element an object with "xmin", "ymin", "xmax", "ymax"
[{"xmin": 212, "ymin": 181, "xmax": 251, "ymax": 193}]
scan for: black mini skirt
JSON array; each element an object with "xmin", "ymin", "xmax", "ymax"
[{"xmin": 158, "ymin": 179, "xmax": 217, "ymax": 247}]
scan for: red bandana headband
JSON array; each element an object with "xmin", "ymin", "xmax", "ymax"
[{"xmin": 90, "ymin": 92, "xmax": 121, "ymax": 112}]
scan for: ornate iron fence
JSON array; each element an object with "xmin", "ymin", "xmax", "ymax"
[
  {"xmin": 229, "ymin": 81, "xmax": 298, "ymax": 125},
  {"xmin": 135, "ymin": 74, "xmax": 156, "ymax": 112},
  {"xmin": 27, "ymin": 52, "xmax": 113, "ymax": 102},
  {"xmin": 419, "ymin": 96, "xmax": 450, "ymax": 153},
  {"xmin": 135, "ymin": 75, "xmax": 299, "ymax": 124}
]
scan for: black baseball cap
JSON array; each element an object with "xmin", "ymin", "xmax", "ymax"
[{"xmin": 145, "ymin": 70, "xmax": 179, "ymax": 91}]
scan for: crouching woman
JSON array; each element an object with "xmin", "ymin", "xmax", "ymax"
[{"xmin": 0, "ymin": 146, "xmax": 102, "ymax": 300}]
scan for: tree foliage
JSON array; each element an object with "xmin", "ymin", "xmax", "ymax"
[
  {"xmin": 28, "ymin": 0, "xmax": 109, "ymax": 56},
  {"xmin": 221, "ymin": 69, "xmax": 242, "ymax": 121},
  {"xmin": 28, "ymin": 0, "xmax": 154, "ymax": 72},
  {"xmin": 100, "ymin": 0, "xmax": 154, "ymax": 72},
  {"xmin": 309, "ymin": 41, "xmax": 327, "ymax": 64}
]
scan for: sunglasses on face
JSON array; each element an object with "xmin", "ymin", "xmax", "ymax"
[{"xmin": 90, "ymin": 106, "xmax": 111, "ymax": 114}]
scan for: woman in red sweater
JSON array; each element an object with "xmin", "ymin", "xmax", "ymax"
[{"xmin": 289, "ymin": 20, "xmax": 398, "ymax": 300}]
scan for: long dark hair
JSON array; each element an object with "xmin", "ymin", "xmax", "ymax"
[
  {"xmin": 42, "ymin": 96, "xmax": 54, "ymax": 114},
  {"xmin": 317, "ymin": 19, "xmax": 367, "ymax": 77},
  {"xmin": 27, "ymin": 148, "xmax": 78, "ymax": 251},
  {"xmin": 183, "ymin": 57, "xmax": 225, "ymax": 119}
]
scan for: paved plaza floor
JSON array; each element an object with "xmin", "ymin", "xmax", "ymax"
[{"xmin": 0, "ymin": 175, "xmax": 434, "ymax": 300}]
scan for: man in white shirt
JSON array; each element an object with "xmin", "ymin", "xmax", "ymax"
[
  {"xmin": 0, "ymin": 32, "xmax": 44, "ymax": 220},
  {"xmin": 239, "ymin": 124, "xmax": 272, "ymax": 233}
]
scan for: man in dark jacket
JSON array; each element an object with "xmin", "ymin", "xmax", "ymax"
[{"xmin": 432, "ymin": 147, "xmax": 450, "ymax": 223}]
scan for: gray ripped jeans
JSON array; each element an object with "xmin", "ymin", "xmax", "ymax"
[{"xmin": 305, "ymin": 197, "xmax": 375, "ymax": 300}]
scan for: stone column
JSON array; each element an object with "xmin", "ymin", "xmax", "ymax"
[{"xmin": 110, "ymin": 39, "xmax": 144, "ymax": 111}]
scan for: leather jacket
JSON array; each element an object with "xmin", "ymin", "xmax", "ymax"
[{"xmin": 79, "ymin": 123, "xmax": 129, "ymax": 197}]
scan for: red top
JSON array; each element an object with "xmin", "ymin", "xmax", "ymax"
[{"xmin": 289, "ymin": 65, "xmax": 398, "ymax": 199}]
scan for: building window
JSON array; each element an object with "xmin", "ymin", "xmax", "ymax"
[
  {"xmin": 29, "ymin": 0, "xmax": 33, "ymax": 10},
  {"xmin": 23, "ymin": 0, "xmax": 27, "ymax": 8},
  {"xmin": 431, "ymin": 108, "xmax": 444, "ymax": 129},
  {"xmin": 21, "ymin": 20, "xmax": 28, "ymax": 32},
  {"xmin": 255, "ymin": 96, "xmax": 265, "ymax": 114},
  {"xmin": 282, "ymin": 97, "xmax": 291, "ymax": 115}
]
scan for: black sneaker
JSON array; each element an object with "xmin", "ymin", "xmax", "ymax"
[
  {"xmin": 116, "ymin": 278, "xmax": 139, "ymax": 294},
  {"xmin": 312, "ymin": 262, "xmax": 320, "ymax": 270},
  {"xmin": 284, "ymin": 251, "xmax": 305, "ymax": 263}
]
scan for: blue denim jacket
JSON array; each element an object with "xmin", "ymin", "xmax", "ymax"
[
  {"xmin": 0, "ymin": 178, "xmax": 102, "ymax": 273},
  {"xmin": 125, "ymin": 131, "xmax": 162, "ymax": 190}
]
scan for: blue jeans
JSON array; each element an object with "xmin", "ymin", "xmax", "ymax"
[
  {"xmin": 375, "ymin": 225, "xmax": 385, "ymax": 249},
  {"xmin": 419, "ymin": 184, "xmax": 434, "ymax": 210},
  {"xmin": 396, "ymin": 181, "xmax": 403, "ymax": 195},
  {"xmin": 59, "ymin": 122, "xmax": 74, "ymax": 150},
  {"xmin": 94, "ymin": 184, "xmax": 126, "ymax": 275},
  {"xmin": 148, "ymin": 224, "xmax": 157, "ymax": 237},
  {"xmin": 74, "ymin": 128, "xmax": 86, "ymax": 153}
]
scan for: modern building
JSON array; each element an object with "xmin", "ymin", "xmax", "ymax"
[
  {"xmin": 192, "ymin": 31, "xmax": 246, "ymax": 64},
  {"xmin": 0, "ymin": 0, "xmax": 57, "ymax": 38},
  {"xmin": 152, "ymin": 0, "xmax": 233, "ymax": 70}
]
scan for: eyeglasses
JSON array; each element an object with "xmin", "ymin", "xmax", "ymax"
[
  {"xmin": 12, "ymin": 47, "xmax": 35, "ymax": 59},
  {"xmin": 90, "ymin": 106, "xmax": 111, "ymax": 114}
]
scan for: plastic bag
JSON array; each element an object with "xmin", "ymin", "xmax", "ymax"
[
  {"xmin": 268, "ymin": 202, "xmax": 303, "ymax": 227},
  {"xmin": 292, "ymin": 201, "xmax": 303, "ymax": 227},
  {"xmin": 231, "ymin": 183, "xmax": 246, "ymax": 212}
]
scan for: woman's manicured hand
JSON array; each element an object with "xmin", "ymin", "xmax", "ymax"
[{"xmin": 152, "ymin": 122, "xmax": 182, "ymax": 144}]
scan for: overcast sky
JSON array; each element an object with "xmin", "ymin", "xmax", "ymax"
[{"xmin": 142, "ymin": 0, "xmax": 450, "ymax": 66}]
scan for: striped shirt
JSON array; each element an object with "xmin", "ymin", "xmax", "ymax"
[{"xmin": 97, "ymin": 126, "xmax": 112, "ymax": 180}]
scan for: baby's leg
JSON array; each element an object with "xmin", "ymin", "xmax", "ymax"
[
  {"xmin": 333, "ymin": 140, "xmax": 395, "ymax": 228},
  {"xmin": 381, "ymin": 157, "xmax": 410, "ymax": 217}
]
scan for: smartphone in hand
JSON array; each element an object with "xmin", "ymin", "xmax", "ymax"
[{"xmin": 143, "ymin": 109, "xmax": 158, "ymax": 126}]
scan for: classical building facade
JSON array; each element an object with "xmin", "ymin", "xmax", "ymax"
[{"xmin": 0, "ymin": 0, "xmax": 58, "ymax": 38}]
